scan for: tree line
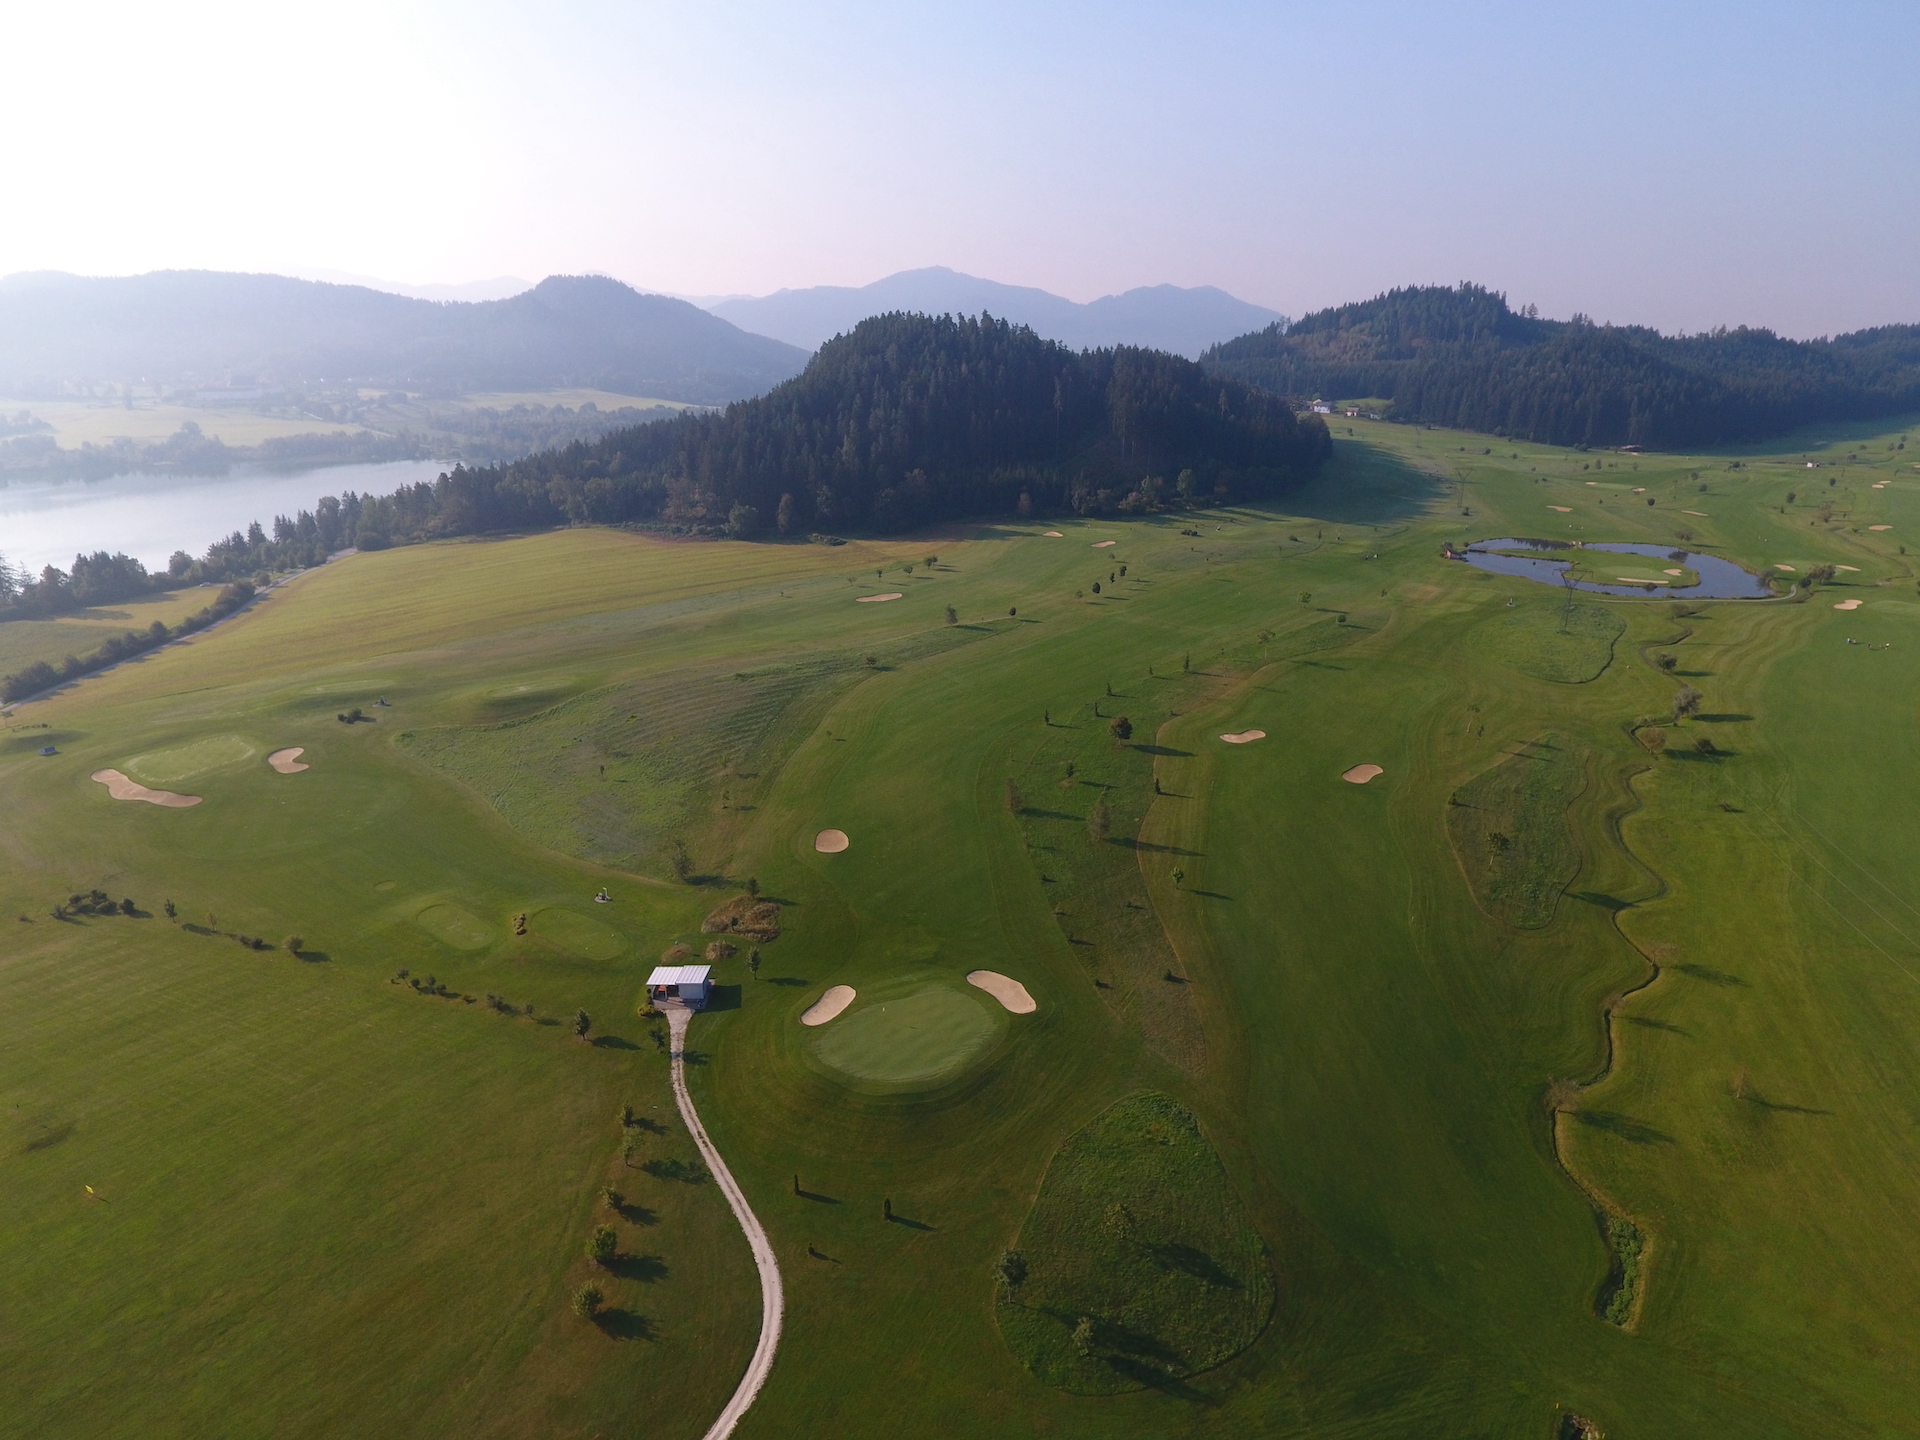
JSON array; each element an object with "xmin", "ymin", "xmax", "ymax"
[
  {"xmin": 206, "ymin": 313, "xmax": 1331, "ymax": 550},
  {"xmin": 2, "ymin": 314, "xmax": 1333, "ymax": 650},
  {"xmin": 0, "ymin": 581, "xmax": 254, "ymax": 703},
  {"xmin": 1202, "ymin": 283, "xmax": 1920, "ymax": 449}
]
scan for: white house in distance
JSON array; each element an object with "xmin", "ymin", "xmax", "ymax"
[{"xmin": 646, "ymin": 963, "xmax": 712, "ymax": 1008}]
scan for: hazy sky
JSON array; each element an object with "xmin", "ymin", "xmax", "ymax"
[{"xmin": 4, "ymin": 1, "xmax": 1915, "ymax": 337}]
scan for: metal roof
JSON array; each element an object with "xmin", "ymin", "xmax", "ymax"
[{"xmin": 646, "ymin": 964, "xmax": 712, "ymax": 986}]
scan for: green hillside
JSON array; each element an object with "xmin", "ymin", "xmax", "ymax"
[{"xmin": 3, "ymin": 409, "xmax": 1917, "ymax": 1438}]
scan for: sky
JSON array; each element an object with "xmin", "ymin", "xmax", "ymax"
[{"xmin": 2, "ymin": 0, "xmax": 1916, "ymax": 338}]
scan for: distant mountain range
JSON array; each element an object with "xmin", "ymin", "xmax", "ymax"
[
  {"xmin": 701, "ymin": 267, "xmax": 1286, "ymax": 357},
  {"xmin": 0, "ymin": 272, "xmax": 808, "ymax": 405},
  {"xmin": 298, "ymin": 271, "xmax": 535, "ymax": 304}
]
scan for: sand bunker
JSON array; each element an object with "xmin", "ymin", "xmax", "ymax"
[
  {"xmin": 1548, "ymin": 505, "xmax": 1572, "ymax": 512},
  {"xmin": 1092, "ymin": 540, "xmax": 1116, "ymax": 548},
  {"xmin": 1775, "ymin": 564, "xmax": 1796, "ymax": 572},
  {"xmin": 1043, "ymin": 530, "xmax": 1064, "ymax": 537},
  {"xmin": 267, "ymin": 747, "xmax": 308, "ymax": 774},
  {"xmin": 1837, "ymin": 564, "xmax": 1860, "ymax": 571},
  {"xmin": 814, "ymin": 828, "xmax": 850, "ymax": 853},
  {"xmin": 967, "ymin": 970, "xmax": 1036, "ymax": 1014},
  {"xmin": 801, "ymin": 985, "xmax": 856, "ymax": 1027},
  {"xmin": 857, "ymin": 592, "xmax": 904, "ymax": 602},
  {"xmin": 1220, "ymin": 729, "xmax": 1267, "ymax": 744},
  {"xmin": 1341, "ymin": 763, "xmax": 1384, "ymax": 785},
  {"xmin": 1683, "ymin": 510, "xmax": 1708, "ymax": 517},
  {"xmin": 1869, "ymin": 524, "xmax": 1893, "ymax": 531},
  {"xmin": 1663, "ymin": 568, "xmax": 1684, "ymax": 576},
  {"xmin": 1834, "ymin": 598, "xmax": 1863, "ymax": 610},
  {"xmin": 91, "ymin": 769, "xmax": 201, "ymax": 808}
]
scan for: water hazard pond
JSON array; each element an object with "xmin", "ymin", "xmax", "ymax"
[{"xmin": 1460, "ymin": 538, "xmax": 1776, "ymax": 600}]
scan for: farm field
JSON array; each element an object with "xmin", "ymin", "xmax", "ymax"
[{"xmin": 2, "ymin": 414, "xmax": 1917, "ymax": 1438}]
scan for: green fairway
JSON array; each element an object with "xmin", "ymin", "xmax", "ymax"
[{"xmin": 5, "ymin": 413, "xmax": 1919, "ymax": 1438}]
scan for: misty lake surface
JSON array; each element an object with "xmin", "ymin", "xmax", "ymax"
[
  {"xmin": 1462, "ymin": 538, "xmax": 1776, "ymax": 599},
  {"xmin": 0, "ymin": 459, "xmax": 448, "ymax": 574}
]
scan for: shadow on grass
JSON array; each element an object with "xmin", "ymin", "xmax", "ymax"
[
  {"xmin": 1696, "ymin": 713, "xmax": 1752, "ymax": 723},
  {"xmin": 594, "ymin": 1308, "xmax": 658, "ymax": 1341},
  {"xmin": 1573, "ymin": 1110, "xmax": 1675, "ymax": 1145},
  {"xmin": 641, "ymin": 1158, "xmax": 710, "ymax": 1184},
  {"xmin": 1625, "ymin": 1016, "xmax": 1688, "ymax": 1035},
  {"xmin": 796, "ymin": 1186, "xmax": 840, "ymax": 1204},
  {"xmin": 614, "ymin": 1202, "xmax": 660, "ymax": 1226},
  {"xmin": 1673, "ymin": 962, "xmax": 1747, "ymax": 987},
  {"xmin": 1132, "ymin": 744, "xmax": 1193, "ymax": 757},
  {"xmin": 1572, "ymin": 891, "xmax": 1633, "ymax": 913},
  {"xmin": 296, "ymin": 949, "xmax": 331, "ymax": 963},
  {"xmin": 592, "ymin": 1034, "xmax": 640, "ymax": 1050},
  {"xmin": 1114, "ymin": 837, "xmax": 1203, "ymax": 856},
  {"xmin": 608, "ymin": 1253, "xmax": 668, "ymax": 1283},
  {"xmin": 1147, "ymin": 1242, "xmax": 1240, "ymax": 1288},
  {"xmin": 704, "ymin": 984, "xmax": 742, "ymax": 1013},
  {"xmin": 764, "ymin": 976, "xmax": 809, "ymax": 987},
  {"xmin": 23, "ymin": 1122, "xmax": 75, "ymax": 1153},
  {"xmin": 1745, "ymin": 1094, "xmax": 1833, "ymax": 1116},
  {"xmin": 886, "ymin": 1212, "xmax": 936, "ymax": 1231}
]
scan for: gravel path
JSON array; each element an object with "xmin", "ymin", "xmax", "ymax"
[{"xmin": 666, "ymin": 1004, "xmax": 784, "ymax": 1440}]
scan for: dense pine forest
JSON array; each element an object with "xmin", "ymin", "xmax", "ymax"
[
  {"xmin": 1202, "ymin": 284, "xmax": 1920, "ymax": 449},
  {"xmin": 105, "ymin": 313, "xmax": 1330, "ymax": 568}
]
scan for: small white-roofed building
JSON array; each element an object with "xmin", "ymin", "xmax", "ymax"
[{"xmin": 646, "ymin": 963, "xmax": 712, "ymax": 1008}]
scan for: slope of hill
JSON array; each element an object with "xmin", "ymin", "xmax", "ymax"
[
  {"xmin": 351, "ymin": 311, "xmax": 1331, "ymax": 542},
  {"xmin": 1202, "ymin": 283, "xmax": 1920, "ymax": 448},
  {"xmin": 705, "ymin": 266, "xmax": 1285, "ymax": 357},
  {"xmin": 0, "ymin": 272, "xmax": 809, "ymax": 405}
]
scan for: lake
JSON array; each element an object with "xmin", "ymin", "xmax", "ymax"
[
  {"xmin": 0, "ymin": 459, "xmax": 450, "ymax": 574},
  {"xmin": 1460, "ymin": 538, "xmax": 1777, "ymax": 600}
]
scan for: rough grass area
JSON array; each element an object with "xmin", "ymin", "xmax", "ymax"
[
  {"xmin": 1482, "ymin": 600, "xmax": 1625, "ymax": 683},
  {"xmin": 398, "ymin": 663, "xmax": 839, "ymax": 874},
  {"xmin": 996, "ymin": 1094, "xmax": 1272, "ymax": 1395},
  {"xmin": 1447, "ymin": 735, "xmax": 1587, "ymax": 929}
]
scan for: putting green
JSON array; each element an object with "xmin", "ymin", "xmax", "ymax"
[
  {"xmin": 124, "ymin": 733, "xmax": 257, "ymax": 783},
  {"xmin": 527, "ymin": 905, "xmax": 626, "ymax": 961},
  {"xmin": 808, "ymin": 979, "xmax": 1002, "ymax": 1088},
  {"xmin": 415, "ymin": 902, "xmax": 494, "ymax": 951}
]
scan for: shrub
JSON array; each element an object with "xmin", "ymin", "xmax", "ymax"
[
  {"xmin": 573, "ymin": 1009, "xmax": 592, "ymax": 1040},
  {"xmin": 284, "ymin": 934, "xmax": 304, "ymax": 956},
  {"xmin": 120, "ymin": 898, "xmax": 136, "ymax": 916},
  {"xmin": 587, "ymin": 1224, "xmax": 618, "ymax": 1267},
  {"xmin": 1108, "ymin": 715, "xmax": 1133, "ymax": 742},
  {"xmin": 571, "ymin": 1282, "xmax": 604, "ymax": 1320}
]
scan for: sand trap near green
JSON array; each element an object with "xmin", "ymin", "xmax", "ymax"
[
  {"xmin": 1342, "ymin": 763, "xmax": 1384, "ymax": 784},
  {"xmin": 91, "ymin": 769, "xmax": 201, "ymax": 807},
  {"xmin": 1834, "ymin": 599, "xmax": 1863, "ymax": 610},
  {"xmin": 815, "ymin": 828, "xmax": 850, "ymax": 853},
  {"xmin": 808, "ymin": 980, "xmax": 1001, "ymax": 1088},
  {"xmin": 1221, "ymin": 729, "xmax": 1266, "ymax": 744},
  {"xmin": 801, "ymin": 985, "xmax": 856, "ymax": 1026},
  {"xmin": 856, "ymin": 593, "xmax": 904, "ymax": 603},
  {"xmin": 125, "ymin": 734, "xmax": 256, "ymax": 784},
  {"xmin": 267, "ymin": 747, "xmax": 308, "ymax": 773}
]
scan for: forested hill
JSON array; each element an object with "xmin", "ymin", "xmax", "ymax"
[
  {"xmin": 1202, "ymin": 284, "xmax": 1920, "ymax": 449},
  {"xmin": 0, "ymin": 271, "xmax": 807, "ymax": 405},
  {"xmin": 319, "ymin": 313, "xmax": 1330, "ymax": 544}
]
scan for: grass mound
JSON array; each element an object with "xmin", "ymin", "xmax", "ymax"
[
  {"xmin": 1446, "ymin": 736, "xmax": 1586, "ymax": 929},
  {"xmin": 701, "ymin": 893, "xmax": 781, "ymax": 941},
  {"xmin": 996, "ymin": 1094, "xmax": 1273, "ymax": 1394},
  {"xmin": 1482, "ymin": 601, "xmax": 1625, "ymax": 684},
  {"xmin": 806, "ymin": 978, "xmax": 1001, "ymax": 1090}
]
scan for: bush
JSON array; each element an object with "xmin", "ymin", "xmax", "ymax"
[
  {"xmin": 587, "ymin": 1224, "xmax": 618, "ymax": 1267},
  {"xmin": 571, "ymin": 1282, "xmax": 604, "ymax": 1320},
  {"xmin": 284, "ymin": 934, "xmax": 304, "ymax": 956}
]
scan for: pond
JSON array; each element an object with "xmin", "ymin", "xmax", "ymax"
[
  {"xmin": 1459, "ymin": 538, "xmax": 1776, "ymax": 600},
  {"xmin": 0, "ymin": 459, "xmax": 449, "ymax": 574}
]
